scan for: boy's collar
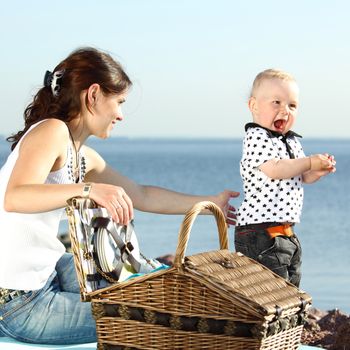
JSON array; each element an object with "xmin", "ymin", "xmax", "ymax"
[{"xmin": 245, "ymin": 122, "xmax": 302, "ymax": 139}]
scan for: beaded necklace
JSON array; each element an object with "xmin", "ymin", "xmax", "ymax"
[
  {"xmin": 67, "ymin": 127, "xmax": 86, "ymax": 183},
  {"xmin": 67, "ymin": 127, "xmax": 79, "ymax": 182}
]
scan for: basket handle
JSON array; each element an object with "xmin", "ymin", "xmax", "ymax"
[{"xmin": 173, "ymin": 201, "xmax": 228, "ymax": 268}]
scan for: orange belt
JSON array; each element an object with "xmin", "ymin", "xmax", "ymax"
[{"xmin": 266, "ymin": 224, "xmax": 294, "ymax": 238}]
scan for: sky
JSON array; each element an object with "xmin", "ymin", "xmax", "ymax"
[{"xmin": 0, "ymin": 0, "xmax": 349, "ymax": 139}]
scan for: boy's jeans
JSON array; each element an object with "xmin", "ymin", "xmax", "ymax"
[
  {"xmin": 0, "ymin": 253, "xmax": 96, "ymax": 344},
  {"xmin": 235, "ymin": 224, "xmax": 302, "ymax": 287}
]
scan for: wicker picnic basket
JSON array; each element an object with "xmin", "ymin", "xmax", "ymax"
[{"xmin": 66, "ymin": 198, "xmax": 312, "ymax": 350}]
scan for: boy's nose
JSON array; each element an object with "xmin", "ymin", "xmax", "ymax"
[{"xmin": 279, "ymin": 104, "xmax": 289, "ymax": 115}]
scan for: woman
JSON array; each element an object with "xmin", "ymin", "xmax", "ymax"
[{"xmin": 0, "ymin": 47, "xmax": 238, "ymax": 344}]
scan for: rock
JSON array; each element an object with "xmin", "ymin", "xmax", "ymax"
[
  {"xmin": 59, "ymin": 233, "xmax": 72, "ymax": 251},
  {"xmin": 155, "ymin": 254, "xmax": 175, "ymax": 266},
  {"xmin": 302, "ymin": 308, "xmax": 350, "ymax": 350},
  {"xmin": 333, "ymin": 318, "xmax": 350, "ymax": 349}
]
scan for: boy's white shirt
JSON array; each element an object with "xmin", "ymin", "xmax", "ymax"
[{"xmin": 237, "ymin": 126, "xmax": 305, "ymax": 226}]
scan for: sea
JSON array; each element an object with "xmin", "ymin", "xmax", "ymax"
[{"xmin": 1, "ymin": 136, "xmax": 349, "ymax": 314}]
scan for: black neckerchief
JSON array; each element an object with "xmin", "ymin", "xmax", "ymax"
[{"xmin": 245, "ymin": 122, "xmax": 302, "ymax": 159}]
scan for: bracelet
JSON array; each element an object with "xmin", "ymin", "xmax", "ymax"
[
  {"xmin": 82, "ymin": 183, "xmax": 92, "ymax": 198},
  {"xmin": 309, "ymin": 156, "xmax": 314, "ymax": 171}
]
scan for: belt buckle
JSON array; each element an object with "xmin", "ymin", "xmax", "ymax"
[
  {"xmin": 0, "ymin": 288, "xmax": 27, "ymax": 305},
  {"xmin": 9, "ymin": 290, "xmax": 20, "ymax": 300},
  {"xmin": 0, "ymin": 288, "xmax": 9, "ymax": 304}
]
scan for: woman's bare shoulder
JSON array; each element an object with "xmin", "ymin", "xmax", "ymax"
[
  {"xmin": 19, "ymin": 118, "xmax": 69, "ymax": 156},
  {"xmin": 36, "ymin": 118, "xmax": 68, "ymax": 134},
  {"xmin": 22, "ymin": 118, "xmax": 69, "ymax": 140}
]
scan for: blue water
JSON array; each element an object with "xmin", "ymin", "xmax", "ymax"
[{"xmin": 1, "ymin": 137, "xmax": 349, "ymax": 313}]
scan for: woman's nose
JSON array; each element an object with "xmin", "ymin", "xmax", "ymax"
[{"xmin": 116, "ymin": 108, "xmax": 124, "ymax": 120}]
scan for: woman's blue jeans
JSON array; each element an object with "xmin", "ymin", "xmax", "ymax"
[{"xmin": 0, "ymin": 253, "xmax": 97, "ymax": 344}]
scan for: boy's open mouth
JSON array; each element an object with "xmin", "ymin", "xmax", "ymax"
[{"xmin": 274, "ymin": 119, "xmax": 287, "ymax": 132}]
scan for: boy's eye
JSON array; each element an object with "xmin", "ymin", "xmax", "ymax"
[
  {"xmin": 272, "ymin": 100, "xmax": 280, "ymax": 105},
  {"xmin": 290, "ymin": 104, "xmax": 297, "ymax": 109}
]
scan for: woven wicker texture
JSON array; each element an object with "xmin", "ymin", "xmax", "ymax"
[
  {"xmin": 67, "ymin": 199, "xmax": 312, "ymax": 349},
  {"xmin": 66, "ymin": 198, "xmax": 98, "ymax": 301},
  {"xmin": 94, "ymin": 319, "xmax": 304, "ymax": 350}
]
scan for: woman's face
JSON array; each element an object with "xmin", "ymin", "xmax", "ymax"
[{"xmin": 90, "ymin": 89, "xmax": 128, "ymax": 139}]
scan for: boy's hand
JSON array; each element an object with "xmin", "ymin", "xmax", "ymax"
[
  {"xmin": 326, "ymin": 154, "xmax": 337, "ymax": 173},
  {"xmin": 309, "ymin": 154, "xmax": 336, "ymax": 172}
]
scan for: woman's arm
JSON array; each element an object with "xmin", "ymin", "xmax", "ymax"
[
  {"xmin": 4, "ymin": 119, "xmax": 87, "ymax": 213},
  {"xmin": 84, "ymin": 146, "xmax": 239, "ymax": 225},
  {"xmin": 5, "ymin": 119, "xmax": 238, "ymax": 226},
  {"xmin": 4, "ymin": 120, "xmax": 134, "ymax": 224}
]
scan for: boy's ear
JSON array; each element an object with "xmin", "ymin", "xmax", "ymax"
[{"xmin": 248, "ymin": 97, "xmax": 257, "ymax": 113}]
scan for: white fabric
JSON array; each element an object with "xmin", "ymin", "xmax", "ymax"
[
  {"xmin": 0, "ymin": 120, "xmax": 75, "ymax": 290},
  {"xmin": 237, "ymin": 126, "xmax": 305, "ymax": 226}
]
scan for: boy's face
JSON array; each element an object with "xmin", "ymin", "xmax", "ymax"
[{"xmin": 248, "ymin": 78, "xmax": 299, "ymax": 134}]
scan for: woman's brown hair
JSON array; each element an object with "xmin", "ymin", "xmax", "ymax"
[{"xmin": 7, "ymin": 47, "xmax": 132, "ymax": 150}]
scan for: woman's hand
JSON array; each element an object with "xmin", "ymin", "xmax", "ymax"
[
  {"xmin": 212, "ymin": 190, "xmax": 240, "ymax": 226},
  {"xmin": 89, "ymin": 183, "xmax": 134, "ymax": 226}
]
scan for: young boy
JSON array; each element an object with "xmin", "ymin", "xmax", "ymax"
[{"xmin": 235, "ymin": 69, "xmax": 336, "ymax": 287}]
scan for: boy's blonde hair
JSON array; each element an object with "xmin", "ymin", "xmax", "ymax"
[{"xmin": 250, "ymin": 69, "xmax": 296, "ymax": 97}]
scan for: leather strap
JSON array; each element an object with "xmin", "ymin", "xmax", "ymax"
[{"xmin": 91, "ymin": 217, "xmax": 141, "ymax": 276}]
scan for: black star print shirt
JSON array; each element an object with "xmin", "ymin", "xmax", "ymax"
[{"xmin": 237, "ymin": 125, "xmax": 305, "ymax": 226}]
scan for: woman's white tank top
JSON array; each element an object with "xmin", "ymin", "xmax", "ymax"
[{"xmin": 0, "ymin": 120, "xmax": 82, "ymax": 290}]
